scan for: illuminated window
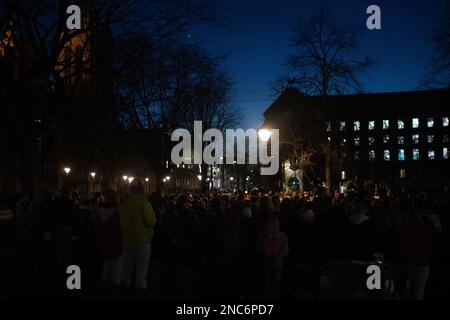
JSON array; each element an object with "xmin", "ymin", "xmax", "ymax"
[
  {"xmin": 369, "ymin": 150, "xmax": 375, "ymax": 161},
  {"xmin": 444, "ymin": 148, "xmax": 449, "ymax": 159},
  {"xmin": 327, "ymin": 136, "xmax": 331, "ymax": 143},
  {"xmin": 428, "ymin": 135, "xmax": 434, "ymax": 144},
  {"xmin": 326, "ymin": 122, "xmax": 331, "ymax": 132},
  {"xmin": 412, "ymin": 118, "xmax": 419, "ymax": 128},
  {"xmin": 444, "ymin": 135, "xmax": 449, "ymax": 143},
  {"xmin": 340, "ymin": 122, "xmax": 346, "ymax": 131},
  {"xmin": 341, "ymin": 171, "xmax": 346, "ymax": 180},
  {"xmin": 443, "ymin": 117, "xmax": 449, "ymax": 127},
  {"xmin": 400, "ymin": 169, "xmax": 406, "ymax": 179},
  {"xmin": 383, "ymin": 150, "xmax": 390, "ymax": 161},
  {"xmin": 383, "ymin": 135, "xmax": 390, "ymax": 144},
  {"xmin": 412, "ymin": 134, "xmax": 419, "ymax": 144},
  {"xmin": 398, "ymin": 149, "xmax": 405, "ymax": 161},
  {"xmin": 383, "ymin": 120, "xmax": 389, "ymax": 129},
  {"xmin": 354, "ymin": 136, "xmax": 360, "ymax": 146},
  {"xmin": 428, "ymin": 150, "xmax": 435, "ymax": 160},
  {"xmin": 354, "ymin": 151, "xmax": 360, "ymax": 161},
  {"xmin": 398, "ymin": 120, "xmax": 404, "ymax": 129},
  {"xmin": 398, "ymin": 136, "xmax": 404, "ymax": 145},
  {"xmin": 368, "ymin": 137, "xmax": 375, "ymax": 146},
  {"xmin": 341, "ymin": 138, "xmax": 347, "ymax": 146},
  {"xmin": 368, "ymin": 121, "xmax": 375, "ymax": 130},
  {"xmin": 427, "ymin": 118, "xmax": 434, "ymax": 128},
  {"xmin": 413, "ymin": 149, "xmax": 420, "ymax": 160},
  {"xmin": 354, "ymin": 121, "xmax": 360, "ymax": 131}
]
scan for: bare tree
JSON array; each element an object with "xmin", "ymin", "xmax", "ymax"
[
  {"xmin": 271, "ymin": 9, "xmax": 375, "ymax": 194},
  {"xmin": 422, "ymin": 5, "xmax": 450, "ymax": 88},
  {"xmin": 273, "ymin": 9, "xmax": 375, "ymax": 96}
]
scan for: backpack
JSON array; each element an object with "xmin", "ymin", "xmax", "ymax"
[{"xmin": 262, "ymin": 232, "xmax": 282, "ymax": 258}]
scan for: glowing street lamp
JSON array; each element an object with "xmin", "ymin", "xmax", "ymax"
[
  {"xmin": 63, "ymin": 167, "xmax": 71, "ymax": 175},
  {"xmin": 258, "ymin": 128, "xmax": 272, "ymax": 142},
  {"xmin": 229, "ymin": 177, "xmax": 234, "ymax": 181},
  {"xmin": 165, "ymin": 176, "xmax": 171, "ymax": 181},
  {"xmin": 197, "ymin": 175, "xmax": 202, "ymax": 181},
  {"xmin": 128, "ymin": 176, "xmax": 134, "ymax": 184},
  {"xmin": 90, "ymin": 172, "xmax": 96, "ymax": 179},
  {"xmin": 145, "ymin": 178, "xmax": 149, "ymax": 182},
  {"xmin": 122, "ymin": 175, "xmax": 128, "ymax": 182}
]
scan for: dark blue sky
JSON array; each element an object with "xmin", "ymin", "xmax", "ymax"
[{"xmin": 190, "ymin": 0, "xmax": 446, "ymax": 129}]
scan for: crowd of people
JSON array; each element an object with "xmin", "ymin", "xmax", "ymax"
[{"xmin": 8, "ymin": 181, "xmax": 450, "ymax": 300}]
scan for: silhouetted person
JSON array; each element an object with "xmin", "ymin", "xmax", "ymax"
[{"xmin": 119, "ymin": 180, "xmax": 156, "ymax": 290}]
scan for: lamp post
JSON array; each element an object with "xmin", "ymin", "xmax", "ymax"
[{"xmin": 90, "ymin": 172, "xmax": 96, "ymax": 193}]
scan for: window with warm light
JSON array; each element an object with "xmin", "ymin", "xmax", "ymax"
[{"xmin": 400, "ymin": 169, "xmax": 406, "ymax": 179}]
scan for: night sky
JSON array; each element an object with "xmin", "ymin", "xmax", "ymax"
[{"xmin": 190, "ymin": 0, "xmax": 447, "ymax": 129}]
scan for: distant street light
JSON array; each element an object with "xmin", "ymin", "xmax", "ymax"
[
  {"xmin": 165, "ymin": 176, "xmax": 171, "ymax": 181},
  {"xmin": 230, "ymin": 177, "xmax": 234, "ymax": 181},
  {"xmin": 145, "ymin": 178, "xmax": 149, "ymax": 182},
  {"xmin": 197, "ymin": 175, "xmax": 202, "ymax": 181},
  {"xmin": 90, "ymin": 172, "xmax": 96, "ymax": 179},
  {"xmin": 122, "ymin": 175, "xmax": 128, "ymax": 182},
  {"xmin": 63, "ymin": 167, "xmax": 71, "ymax": 175},
  {"xmin": 128, "ymin": 177, "xmax": 134, "ymax": 184},
  {"xmin": 258, "ymin": 128, "xmax": 272, "ymax": 142}
]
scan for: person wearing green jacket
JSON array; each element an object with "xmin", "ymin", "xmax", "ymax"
[{"xmin": 119, "ymin": 180, "xmax": 156, "ymax": 290}]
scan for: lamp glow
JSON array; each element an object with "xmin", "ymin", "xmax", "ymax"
[
  {"xmin": 63, "ymin": 167, "xmax": 71, "ymax": 175},
  {"xmin": 90, "ymin": 172, "xmax": 96, "ymax": 179},
  {"xmin": 258, "ymin": 128, "xmax": 272, "ymax": 142}
]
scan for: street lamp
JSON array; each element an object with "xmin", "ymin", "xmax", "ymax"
[
  {"xmin": 128, "ymin": 176, "xmax": 134, "ymax": 184},
  {"xmin": 90, "ymin": 172, "xmax": 96, "ymax": 179},
  {"xmin": 63, "ymin": 167, "xmax": 71, "ymax": 175},
  {"xmin": 258, "ymin": 128, "xmax": 272, "ymax": 142},
  {"xmin": 145, "ymin": 178, "xmax": 149, "ymax": 182},
  {"xmin": 197, "ymin": 175, "xmax": 202, "ymax": 181},
  {"xmin": 165, "ymin": 176, "xmax": 171, "ymax": 181},
  {"xmin": 122, "ymin": 175, "xmax": 128, "ymax": 182},
  {"xmin": 230, "ymin": 177, "xmax": 234, "ymax": 181}
]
